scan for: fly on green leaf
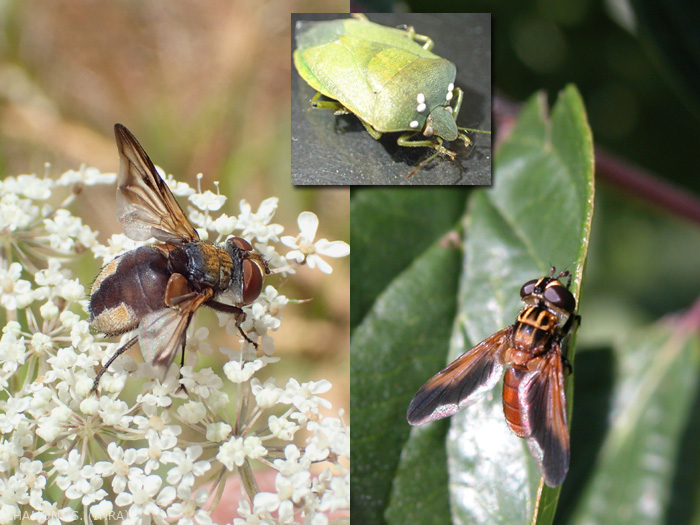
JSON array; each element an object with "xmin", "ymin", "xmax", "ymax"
[{"xmin": 293, "ymin": 14, "xmax": 490, "ymax": 178}]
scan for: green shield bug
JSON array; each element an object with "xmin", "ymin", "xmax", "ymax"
[{"xmin": 292, "ymin": 13, "xmax": 491, "ymax": 184}]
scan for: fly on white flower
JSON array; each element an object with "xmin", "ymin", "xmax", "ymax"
[{"xmin": 88, "ymin": 124, "xmax": 270, "ymax": 393}]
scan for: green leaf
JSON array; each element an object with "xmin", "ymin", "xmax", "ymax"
[
  {"xmin": 387, "ymin": 417, "xmax": 451, "ymax": 524},
  {"xmin": 568, "ymin": 324, "xmax": 700, "ymax": 524},
  {"xmin": 350, "ymin": 187, "xmax": 468, "ymax": 328},
  {"xmin": 351, "ymin": 85, "xmax": 594, "ymax": 524},
  {"xmin": 351, "ymin": 239, "xmax": 462, "ymax": 524}
]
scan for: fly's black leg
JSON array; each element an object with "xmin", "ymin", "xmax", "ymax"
[
  {"xmin": 206, "ymin": 300, "xmax": 258, "ymax": 348},
  {"xmin": 91, "ymin": 336, "xmax": 139, "ymax": 394}
]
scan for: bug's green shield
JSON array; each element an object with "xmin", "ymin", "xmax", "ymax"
[
  {"xmin": 296, "ymin": 18, "xmax": 438, "ymax": 58},
  {"xmin": 294, "ymin": 18, "xmax": 457, "ymax": 135},
  {"xmin": 291, "ymin": 13, "xmax": 492, "ymax": 185}
]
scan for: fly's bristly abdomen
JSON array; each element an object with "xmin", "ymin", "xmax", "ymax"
[{"xmin": 89, "ymin": 246, "xmax": 170, "ymax": 336}]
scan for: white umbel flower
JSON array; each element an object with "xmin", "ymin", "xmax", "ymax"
[{"xmin": 281, "ymin": 212, "xmax": 349, "ymax": 274}]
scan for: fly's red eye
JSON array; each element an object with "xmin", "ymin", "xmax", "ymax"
[
  {"xmin": 242, "ymin": 259, "xmax": 264, "ymax": 304},
  {"xmin": 544, "ymin": 283, "xmax": 576, "ymax": 313},
  {"xmin": 520, "ymin": 279, "xmax": 538, "ymax": 298},
  {"xmin": 230, "ymin": 237, "xmax": 253, "ymax": 251}
]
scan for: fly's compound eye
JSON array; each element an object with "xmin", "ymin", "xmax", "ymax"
[
  {"xmin": 230, "ymin": 237, "xmax": 253, "ymax": 251},
  {"xmin": 543, "ymin": 283, "xmax": 576, "ymax": 313},
  {"xmin": 227, "ymin": 237, "xmax": 265, "ymax": 304},
  {"xmin": 242, "ymin": 259, "xmax": 264, "ymax": 304},
  {"xmin": 520, "ymin": 279, "xmax": 538, "ymax": 298}
]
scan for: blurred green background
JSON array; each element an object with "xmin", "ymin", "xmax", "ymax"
[
  {"xmin": 0, "ymin": 0, "xmax": 349, "ymax": 423},
  {"xmin": 347, "ymin": 0, "xmax": 700, "ymax": 339},
  {"xmin": 353, "ymin": 0, "xmax": 700, "ymax": 196},
  {"xmin": 349, "ymin": 0, "xmax": 700, "ymax": 524}
]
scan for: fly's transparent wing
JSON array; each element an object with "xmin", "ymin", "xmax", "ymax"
[
  {"xmin": 137, "ymin": 289, "xmax": 212, "ymax": 380},
  {"xmin": 114, "ymin": 124, "xmax": 199, "ymax": 244}
]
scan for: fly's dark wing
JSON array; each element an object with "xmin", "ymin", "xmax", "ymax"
[
  {"xmin": 519, "ymin": 346, "xmax": 570, "ymax": 487},
  {"xmin": 114, "ymin": 123, "xmax": 199, "ymax": 244},
  {"xmin": 407, "ymin": 327, "xmax": 512, "ymax": 426}
]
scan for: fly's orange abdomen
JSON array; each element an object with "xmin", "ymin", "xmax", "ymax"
[{"xmin": 502, "ymin": 365, "xmax": 529, "ymax": 437}]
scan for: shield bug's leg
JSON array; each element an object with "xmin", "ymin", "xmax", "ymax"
[
  {"xmin": 406, "ymin": 137, "xmax": 457, "ymax": 178},
  {"xmin": 456, "ymin": 132, "xmax": 472, "ymax": 150},
  {"xmin": 411, "ymin": 32, "xmax": 434, "ymax": 51},
  {"xmin": 399, "ymin": 24, "xmax": 434, "ymax": 51},
  {"xmin": 452, "ymin": 87, "xmax": 491, "ymax": 136},
  {"xmin": 399, "ymin": 134, "xmax": 458, "ymax": 177},
  {"xmin": 408, "ymin": 151, "xmax": 442, "ymax": 178},
  {"xmin": 458, "ymin": 127, "xmax": 492, "ymax": 138},
  {"xmin": 358, "ymin": 119, "xmax": 383, "ymax": 140},
  {"xmin": 451, "ymin": 87, "xmax": 467, "ymax": 147},
  {"xmin": 91, "ymin": 335, "xmax": 139, "ymax": 394},
  {"xmin": 452, "ymin": 87, "xmax": 491, "ymax": 148},
  {"xmin": 397, "ymin": 132, "xmax": 456, "ymax": 158},
  {"xmin": 309, "ymin": 91, "xmax": 347, "ymax": 113},
  {"xmin": 452, "ymin": 87, "xmax": 464, "ymax": 119}
]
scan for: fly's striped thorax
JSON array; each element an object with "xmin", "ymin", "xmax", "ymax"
[
  {"xmin": 503, "ymin": 305, "xmax": 560, "ymax": 437},
  {"xmin": 512, "ymin": 305, "xmax": 558, "ymax": 354}
]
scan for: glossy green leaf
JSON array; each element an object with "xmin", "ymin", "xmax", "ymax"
[
  {"xmin": 351, "ymin": 85, "xmax": 594, "ymax": 524},
  {"xmin": 386, "ymin": 414, "xmax": 451, "ymax": 524},
  {"xmin": 568, "ymin": 323, "xmax": 700, "ymax": 524},
  {"xmin": 350, "ymin": 187, "xmax": 468, "ymax": 328},
  {"xmin": 351, "ymin": 239, "xmax": 462, "ymax": 524}
]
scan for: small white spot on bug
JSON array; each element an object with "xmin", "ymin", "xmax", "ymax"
[
  {"xmin": 416, "ymin": 103, "xmax": 426, "ymax": 112},
  {"xmin": 448, "ymin": 83, "xmax": 454, "ymax": 92},
  {"xmin": 446, "ymin": 91, "xmax": 453, "ymax": 102},
  {"xmin": 417, "ymin": 93, "xmax": 425, "ymax": 104},
  {"xmin": 410, "ymin": 120, "xmax": 419, "ymax": 129}
]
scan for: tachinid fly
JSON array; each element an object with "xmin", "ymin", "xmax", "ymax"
[{"xmin": 89, "ymin": 124, "xmax": 270, "ymax": 393}]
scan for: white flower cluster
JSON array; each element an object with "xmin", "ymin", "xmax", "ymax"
[{"xmin": 0, "ymin": 169, "xmax": 349, "ymax": 523}]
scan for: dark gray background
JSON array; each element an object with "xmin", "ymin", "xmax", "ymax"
[{"xmin": 291, "ymin": 13, "xmax": 492, "ymax": 186}]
